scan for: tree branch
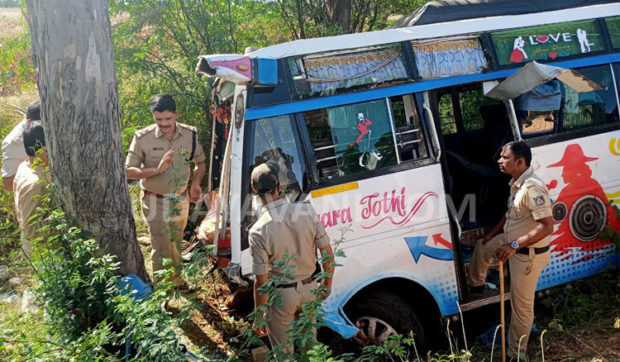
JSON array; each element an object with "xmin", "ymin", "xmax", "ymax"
[
  {"xmin": 226, "ymin": 0, "xmax": 238, "ymax": 53},
  {"xmin": 146, "ymin": 52, "xmax": 185, "ymax": 91},
  {"xmin": 296, "ymin": 0, "xmax": 306, "ymax": 39},
  {"xmin": 367, "ymin": 1, "xmax": 380, "ymax": 31},
  {"xmin": 278, "ymin": 0, "xmax": 300, "ymax": 39},
  {"xmin": 177, "ymin": 0, "xmax": 200, "ymax": 51}
]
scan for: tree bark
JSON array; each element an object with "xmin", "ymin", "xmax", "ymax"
[
  {"xmin": 327, "ymin": 0, "xmax": 352, "ymax": 33},
  {"xmin": 25, "ymin": 0, "xmax": 149, "ymax": 281}
]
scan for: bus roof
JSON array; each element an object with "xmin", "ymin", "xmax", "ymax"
[
  {"xmin": 248, "ymin": 2, "xmax": 620, "ymax": 60},
  {"xmin": 387, "ymin": 0, "xmax": 618, "ymax": 28}
]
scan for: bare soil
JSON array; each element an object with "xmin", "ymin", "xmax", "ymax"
[
  {"xmin": 172, "ymin": 269, "xmax": 620, "ymax": 361},
  {"xmin": 539, "ymin": 325, "xmax": 620, "ymax": 361},
  {"xmin": 0, "ymin": 7, "xmax": 24, "ymax": 39},
  {"xmin": 168, "ymin": 270, "xmax": 255, "ymax": 358}
]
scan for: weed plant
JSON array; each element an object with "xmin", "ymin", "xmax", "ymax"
[
  {"xmin": 539, "ymin": 269, "xmax": 618, "ymax": 330},
  {"xmin": 0, "ymin": 155, "xmax": 192, "ymax": 359}
]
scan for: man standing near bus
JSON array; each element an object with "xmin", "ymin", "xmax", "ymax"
[
  {"xmin": 468, "ymin": 141, "xmax": 553, "ymax": 361},
  {"xmin": 249, "ymin": 161, "xmax": 334, "ymax": 353},
  {"xmin": 125, "ymin": 94, "xmax": 206, "ymax": 285}
]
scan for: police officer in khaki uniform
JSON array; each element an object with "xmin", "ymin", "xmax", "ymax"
[
  {"xmin": 14, "ymin": 120, "xmax": 49, "ymax": 255},
  {"xmin": 468, "ymin": 141, "xmax": 553, "ymax": 361},
  {"xmin": 2, "ymin": 101, "xmax": 40, "ymax": 191},
  {"xmin": 249, "ymin": 161, "xmax": 335, "ymax": 352},
  {"xmin": 126, "ymin": 94, "xmax": 206, "ymax": 283}
]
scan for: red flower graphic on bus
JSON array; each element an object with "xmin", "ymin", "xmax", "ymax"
[{"xmin": 547, "ymin": 144, "xmax": 619, "ymax": 263}]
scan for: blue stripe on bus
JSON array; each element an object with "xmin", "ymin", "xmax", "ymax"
[{"xmin": 246, "ymin": 53, "xmax": 620, "ymax": 120}]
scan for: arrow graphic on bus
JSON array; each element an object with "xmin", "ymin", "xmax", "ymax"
[{"xmin": 404, "ymin": 234, "xmax": 454, "ymax": 263}]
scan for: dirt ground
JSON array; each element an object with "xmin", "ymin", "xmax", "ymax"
[
  {"xmin": 0, "ymin": 7, "xmax": 24, "ymax": 39},
  {"xmin": 167, "ymin": 265, "xmax": 619, "ymax": 361},
  {"xmin": 537, "ymin": 325, "xmax": 620, "ymax": 361},
  {"xmin": 469, "ymin": 319, "xmax": 619, "ymax": 361}
]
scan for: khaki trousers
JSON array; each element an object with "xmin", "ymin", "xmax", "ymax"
[
  {"xmin": 507, "ymin": 249, "xmax": 549, "ymax": 357},
  {"xmin": 267, "ymin": 280, "xmax": 317, "ymax": 354},
  {"xmin": 467, "ymin": 234, "xmax": 550, "ymax": 357},
  {"xmin": 467, "ymin": 234, "xmax": 506, "ymax": 287},
  {"xmin": 141, "ymin": 192, "xmax": 189, "ymax": 282}
]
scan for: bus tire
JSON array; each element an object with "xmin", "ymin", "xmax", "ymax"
[{"xmin": 349, "ymin": 292, "xmax": 427, "ymax": 350}]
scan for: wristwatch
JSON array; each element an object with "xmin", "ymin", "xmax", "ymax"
[{"xmin": 510, "ymin": 240, "xmax": 520, "ymax": 250}]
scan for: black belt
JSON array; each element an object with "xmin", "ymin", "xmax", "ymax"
[
  {"xmin": 276, "ymin": 276, "xmax": 314, "ymax": 289},
  {"xmin": 517, "ymin": 245, "xmax": 549, "ymax": 255}
]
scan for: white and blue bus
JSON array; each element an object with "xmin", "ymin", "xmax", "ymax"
[{"xmin": 195, "ymin": 0, "xmax": 620, "ymax": 348}]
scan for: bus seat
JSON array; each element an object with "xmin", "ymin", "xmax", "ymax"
[
  {"xmin": 395, "ymin": 124, "xmax": 420, "ymax": 161},
  {"xmin": 312, "ymin": 140, "xmax": 339, "ymax": 178}
]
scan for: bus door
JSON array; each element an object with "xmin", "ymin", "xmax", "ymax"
[
  {"xmin": 239, "ymin": 92, "xmax": 467, "ymax": 342},
  {"xmin": 288, "ymin": 93, "xmax": 469, "ymax": 343},
  {"xmin": 427, "ymin": 84, "xmax": 516, "ymax": 303}
]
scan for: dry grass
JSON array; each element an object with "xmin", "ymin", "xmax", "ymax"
[
  {"xmin": 0, "ymin": 7, "xmax": 25, "ymax": 39},
  {"xmin": 0, "ymin": 91, "xmax": 38, "ymax": 130},
  {"xmin": 0, "ymin": 7, "xmax": 36, "ymax": 116}
]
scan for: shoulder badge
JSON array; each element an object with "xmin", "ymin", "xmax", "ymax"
[{"xmin": 533, "ymin": 195, "xmax": 545, "ymax": 206}]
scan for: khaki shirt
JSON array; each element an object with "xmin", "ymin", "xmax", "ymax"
[
  {"xmin": 249, "ymin": 199, "xmax": 330, "ymax": 282},
  {"xmin": 504, "ymin": 168, "xmax": 552, "ymax": 247},
  {"xmin": 126, "ymin": 123, "xmax": 206, "ymax": 195},
  {"xmin": 14, "ymin": 161, "xmax": 48, "ymax": 240},
  {"xmin": 2, "ymin": 119, "xmax": 28, "ymax": 178}
]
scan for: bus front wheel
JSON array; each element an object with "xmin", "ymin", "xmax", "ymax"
[{"xmin": 350, "ymin": 292, "xmax": 426, "ymax": 349}]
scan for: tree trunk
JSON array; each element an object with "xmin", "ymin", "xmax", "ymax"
[
  {"xmin": 25, "ymin": 0, "xmax": 149, "ymax": 281},
  {"xmin": 327, "ymin": 0, "xmax": 352, "ymax": 33}
]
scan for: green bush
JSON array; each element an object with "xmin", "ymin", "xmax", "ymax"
[{"xmin": 8, "ymin": 172, "xmax": 188, "ymax": 359}]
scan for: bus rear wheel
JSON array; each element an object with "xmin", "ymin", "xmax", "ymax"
[{"xmin": 350, "ymin": 292, "xmax": 427, "ymax": 349}]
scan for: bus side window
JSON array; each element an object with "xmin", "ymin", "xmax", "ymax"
[
  {"xmin": 302, "ymin": 99, "xmax": 400, "ymax": 181},
  {"xmin": 304, "ymin": 108, "xmax": 340, "ymax": 179},
  {"xmin": 514, "ymin": 79, "xmax": 561, "ymax": 135},
  {"xmin": 561, "ymin": 64, "xmax": 619, "ymax": 131},
  {"xmin": 517, "ymin": 64, "xmax": 619, "ymax": 138},
  {"xmin": 438, "ymin": 93, "xmax": 458, "ymax": 135},
  {"xmin": 389, "ymin": 95, "xmax": 429, "ymax": 161},
  {"xmin": 460, "ymin": 90, "xmax": 487, "ymax": 132},
  {"xmin": 246, "ymin": 115, "xmax": 309, "ymax": 224}
]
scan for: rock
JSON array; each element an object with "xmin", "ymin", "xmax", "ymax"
[{"xmin": 8, "ymin": 277, "xmax": 22, "ymax": 285}]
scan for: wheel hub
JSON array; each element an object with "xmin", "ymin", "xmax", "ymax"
[{"xmin": 352, "ymin": 316, "xmax": 398, "ymax": 346}]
